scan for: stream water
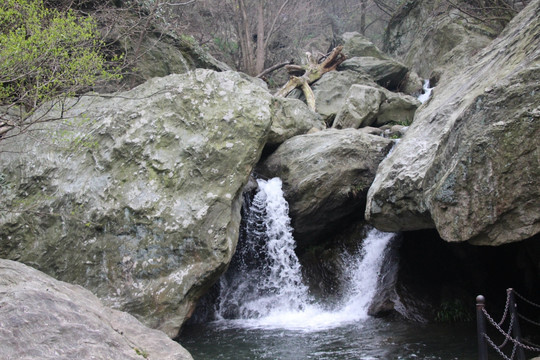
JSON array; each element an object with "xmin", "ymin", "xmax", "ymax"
[
  {"xmin": 179, "ymin": 178, "xmax": 478, "ymax": 359},
  {"xmin": 418, "ymin": 79, "xmax": 434, "ymax": 104}
]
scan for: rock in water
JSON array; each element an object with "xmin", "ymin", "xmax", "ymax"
[
  {"xmin": 366, "ymin": 0, "xmax": 540, "ymax": 245},
  {"xmin": 0, "ymin": 69, "xmax": 273, "ymax": 337},
  {"xmin": 0, "ymin": 259, "xmax": 193, "ymax": 360}
]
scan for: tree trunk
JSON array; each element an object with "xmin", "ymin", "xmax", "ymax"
[
  {"xmin": 360, "ymin": 0, "xmax": 367, "ymax": 35},
  {"xmin": 255, "ymin": 0, "xmax": 266, "ymax": 75},
  {"xmin": 236, "ymin": 0, "xmax": 255, "ymax": 75}
]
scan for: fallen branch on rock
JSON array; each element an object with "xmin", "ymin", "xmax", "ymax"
[
  {"xmin": 275, "ymin": 46, "xmax": 346, "ymax": 111},
  {"xmin": 256, "ymin": 60, "xmax": 294, "ymax": 79}
]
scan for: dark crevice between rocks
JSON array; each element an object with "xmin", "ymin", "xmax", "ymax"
[{"xmin": 369, "ymin": 229, "xmax": 540, "ymax": 324}]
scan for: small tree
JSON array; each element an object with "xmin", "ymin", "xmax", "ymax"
[{"xmin": 0, "ymin": 0, "xmax": 120, "ymax": 139}]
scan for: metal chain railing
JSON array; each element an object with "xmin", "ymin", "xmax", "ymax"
[
  {"xmin": 476, "ymin": 289, "xmax": 540, "ymax": 360},
  {"xmin": 497, "ymin": 290, "xmax": 511, "ymax": 327},
  {"xmin": 483, "ymin": 334, "xmax": 516, "ymax": 360},
  {"xmin": 482, "ymin": 308, "xmax": 540, "ymax": 352},
  {"xmin": 518, "ymin": 312, "xmax": 540, "ymax": 327},
  {"xmin": 496, "ymin": 312, "xmax": 514, "ymax": 350},
  {"xmin": 513, "ymin": 290, "xmax": 540, "ymax": 309}
]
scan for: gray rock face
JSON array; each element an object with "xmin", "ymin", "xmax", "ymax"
[
  {"xmin": 339, "ymin": 57, "xmax": 409, "ymax": 91},
  {"xmin": 267, "ymin": 97, "xmax": 325, "ymax": 149},
  {"xmin": 333, "ymin": 84, "xmax": 420, "ymax": 129},
  {"xmin": 366, "ymin": 0, "xmax": 540, "ymax": 245},
  {"xmin": 259, "ymin": 129, "xmax": 394, "ymax": 243},
  {"xmin": 0, "ymin": 69, "xmax": 273, "ymax": 337},
  {"xmin": 333, "ymin": 85, "xmax": 384, "ymax": 129},
  {"xmin": 342, "ymin": 32, "xmax": 389, "ymax": 60},
  {"xmin": 401, "ymin": 70, "xmax": 424, "ymax": 96},
  {"xmin": 310, "ymin": 70, "xmax": 373, "ymax": 124},
  {"xmin": 109, "ymin": 23, "xmax": 230, "ymax": 89},
  {"xmin": 0, "ymin": 259, "xmax": 193, "ymax": 360},
  {"xmin": 383, "ymin": 1, "xmax": 496, "ymax": 78}
]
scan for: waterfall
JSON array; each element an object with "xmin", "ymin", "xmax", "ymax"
[
  {"xmin": 215, "ymin": 177, "xmax": 396, "ymax": 330},
  {"xmin": 418, "ymin": 79, "xmax": 433, "ymax": 103},
  {"xmin": 216, "ymin": 178, "xmax": 310, "ymax": 320}
]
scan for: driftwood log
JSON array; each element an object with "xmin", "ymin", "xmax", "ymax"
[{"xmin": 275, "ymin": 46, "xmax": 346, "ymax": 111}]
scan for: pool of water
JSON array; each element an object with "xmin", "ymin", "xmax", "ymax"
[{"xmin": 178, "ymin": 318, "xmax": 477, "ymax": 360}]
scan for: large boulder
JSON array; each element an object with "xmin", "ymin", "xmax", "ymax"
[
  {"xmin": 366, "ymin": 0, "xmax": 540, "ymax": 245},
  {"xmin": 383, "ymin": 0, "xmax": 497, "ymax": 78},
  {"xmin": 267, "ymin": 97, "xmax": 325, "ymax": 151},
  {"xmin": 333, "ymin": 84, "xmax": 420, "ymax": 129},
  {"xmin": 0, "ymin": 259, "xmax": 193, "ymax": 360},
  {"xmin": 341, "ymin": 32, "xmax": 421, "ymax": 94},
  {"xmin": 333, "ymin": 85, "xmax": 384, "ymax": 129},
  {"xmin": 342, "ymin": 32, "xmax": 389, "ymax": 60},
  {"xmin": 339, "ymin": 57, "xmax": 409, "ymax": 91},
  {"xmin": 258, "ymin": 128, "xmax": 394, "ymax": 244},
  {"xmin": 0, "ymin": 69, "xmax": 273, "ymax": 337},
  {"xmin": 102, "ymin": 9, "xmax": 230, "ymax": 89},
  {"xmin": 309, "ymin": 70, "xmax": 373, "ymax": 124}
]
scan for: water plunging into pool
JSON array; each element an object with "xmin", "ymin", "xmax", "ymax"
[
  {"xmin": 214, "ymin": 177, "xmax": 394, "ymax": 330},
  {"xmin": 179, "ymin": 178, "xmax": 477, "ymax": 359}
]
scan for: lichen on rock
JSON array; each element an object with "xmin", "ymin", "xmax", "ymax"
[{"xmin": 0, "ymin": 69, "xmax": 273, "ymax": 337}]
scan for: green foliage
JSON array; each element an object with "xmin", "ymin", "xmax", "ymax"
[
  {"xmin": 0, "ymin": 0, "xmax": 120, "ymax": 116},
  {"xmin": 435, "ymin": 298, "xmax": 473, "ymax": 323}
]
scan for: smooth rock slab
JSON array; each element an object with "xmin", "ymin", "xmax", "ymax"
[
  {"xmin": 0, "ymin": 259, "xmax": 193, "ymax": 360},
  {"xmin": 332, "ymin": 84, "xmax": 384, "ymax": 129},
  {"xmin": 342, "ymin": 32, "xmax": 389, "ymax": 60}
]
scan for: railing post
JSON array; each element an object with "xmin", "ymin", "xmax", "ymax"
[
  {"xmin": 477, "ymin": 295, "xmax": 489, "ymax": 360},
  {"xmin": 508, "ymin": 289, "xmax": 526, "ymax": 360}
]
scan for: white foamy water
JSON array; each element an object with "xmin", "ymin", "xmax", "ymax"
[
  {"xmin": 215, "ymin": 178, "xmax": 396, "ymax": 331},
  {"xmin": 418, "ymin": 79, "xmax": 433, "ymax": 103}
]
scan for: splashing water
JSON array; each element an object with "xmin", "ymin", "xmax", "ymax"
[
  {"xmin": 215, "ymin": 177, "xmax": 396, "ymax": 331},
  {"xmin": 216, "ymin": 178, "xmax": 310, "ymax": 321},
  {"xmin": 418, "ymin": 79, "xmax": 434, "ymax": 103}
]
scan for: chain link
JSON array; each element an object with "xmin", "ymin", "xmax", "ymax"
[
  {"xmin": 497, "ymin": 313, "xmax": 515, "ymax": 349},
  {"xmin": 513, "ymin": 289, "xmax": 540, "ymax": 308},
  {"xmin": 523, "ymin": 338, "xmax": 540, "ymax": 351},
  {"xmin": 484, "ymin": 333, "xmax": 514, "ymax": 360},
  {"xmin": 518, "ymin": 312, "xmax": 540, "ymax": 327},
  {"xmin": 498, "ymin": 290, "xmax": 512, "ymax": 326},
  {"xmin": 482, "ymin": 308, "xmax": 540, "ymax": 352}
]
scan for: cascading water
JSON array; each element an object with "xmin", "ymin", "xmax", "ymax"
[
  {"xmin": 180, "ymin": 178, "xmax": 479, "ymax": 359},
  {"xmin": 216, "ymin": 177, "xmax": 310, "ymax": 320},
  {"xmin": 214, "ymin": 177, "xmax": 396, "ymax": 330},
  {"xmin": 418, "ymin": 79, "xmax": 434, "ymax": 103}
]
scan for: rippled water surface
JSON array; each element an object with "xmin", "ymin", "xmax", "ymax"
[{"xmin": 179, "ymin": 318, "xmax": 477, "ymax": 360}]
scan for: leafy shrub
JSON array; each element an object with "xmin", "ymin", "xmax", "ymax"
[
  {"xmin": 0, "ymin": 0, "xmax": 119, "ymax": 136},
  {"xmin": 435, "ymin": 298, "xmax": 473, "ymax": 323}
]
